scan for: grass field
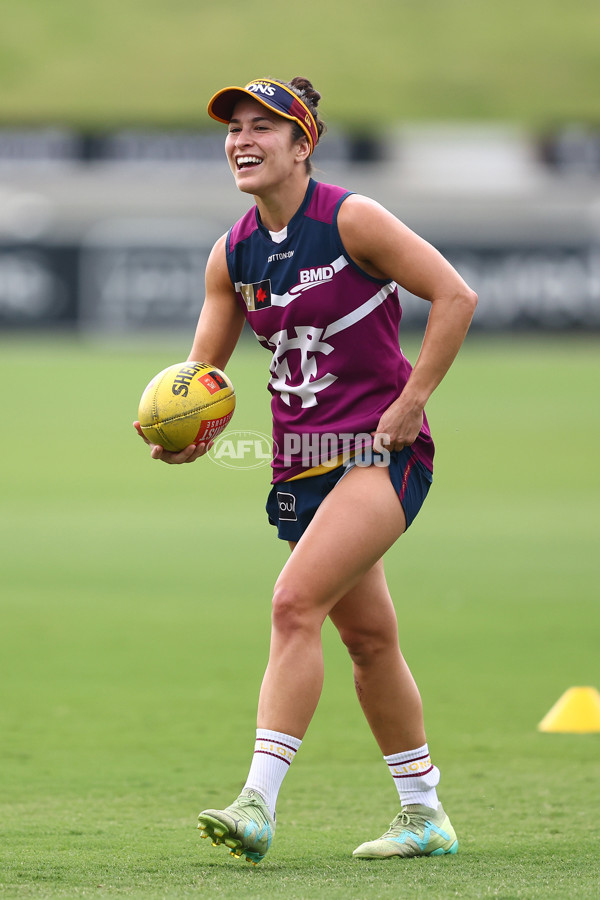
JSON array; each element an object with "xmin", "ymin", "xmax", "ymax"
[
  {"xmin": 1, "ymin": 0, "xmax": 599, "ymax": 126},
  {"xmin": 1, "ymin": 333, "xmax": 599, "ymax": 899}
]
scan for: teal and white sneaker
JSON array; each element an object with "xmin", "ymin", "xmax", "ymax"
[
  {"xmin": 353, "ymin": 804, "xmax": 458, "ymax": 859},
  {"xmin": 197, "ymin": 788, "xmax": 275, "ymax": 864}
]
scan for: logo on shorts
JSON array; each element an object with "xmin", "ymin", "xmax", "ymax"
[{"xmin": 276, "ymin": 491, "xmax": 297, "ymax": 521}]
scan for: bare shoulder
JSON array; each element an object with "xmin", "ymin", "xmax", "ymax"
[
  {"xmin": 337, "ymin": 192, "xmax": 467, "ymax": 297},
  {"xmin": 338, "ymin": 192, "xmax": 399, "ymax": 228},
  {"xmin": 205, "ymin": 232, "xmax": 234, "ymax": 291},
  {"xmin": 188, "ymin": 231, "xmax": 245, "ymax": 368},
  {"xmin": 209, "ymin": 231, "xmax": 228, "ymax": 255},
  {"xmin": 338, "ymin": 193, "xmax": 419, "ymax": 278},
  {"xmin": 206, "ymin": 232, "xmax": 229, "ymax": 269},
  {"xmin": 338, "ymin": 193, "xmax": 418, "ymax": 250}
]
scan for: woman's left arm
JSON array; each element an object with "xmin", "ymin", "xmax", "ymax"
[{"xmin": 338, "ymin": 194, "xmax": 478, "ymax": 450}]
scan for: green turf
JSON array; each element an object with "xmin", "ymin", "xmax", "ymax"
[
  {"xmin": 0, "ymin": 0, "xmax": 599, "ymax": 126},
  {"xmin": 1, "ymin": 334, "xmax": 599, "ymax": 899}
]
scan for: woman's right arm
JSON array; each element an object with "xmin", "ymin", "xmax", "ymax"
[
  {"xmin": 187, "ymin": 233, "xmax": 246, "ymax": 370},
  {"xmin": 134, "ymin": 233, "xmax": 246, "ymax": 464}
]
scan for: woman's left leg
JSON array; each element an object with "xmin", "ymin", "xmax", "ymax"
[{"xmin": 328, "ymin": 559, "xmax": 426, "ymax": 754}]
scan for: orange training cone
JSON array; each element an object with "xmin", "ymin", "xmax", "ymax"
[{"xmin": 538, "ymin": 687, "xmax": 600, "ymax": 733}]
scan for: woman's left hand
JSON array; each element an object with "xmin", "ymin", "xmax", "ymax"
[{"xmin": 372, "ymin": 396, "xmax": 424, "ymax": 453}]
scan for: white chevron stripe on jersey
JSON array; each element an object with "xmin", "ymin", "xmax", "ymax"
[{"xmin": 324, "ymin": 281, "xmax": 398, "ymax": 338}]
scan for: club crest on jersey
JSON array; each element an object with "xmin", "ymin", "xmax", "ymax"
[{"xmin": 240, "ymin": 279, "xmax": 272, "ymax": 311}]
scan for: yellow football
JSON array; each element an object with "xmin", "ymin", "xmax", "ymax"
[{"xmin": 138, "ymin": 361, "xmax": 235, "ymax": 451}]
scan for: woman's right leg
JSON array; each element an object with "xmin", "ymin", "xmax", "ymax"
[{"xmin": 256, "ymin": 463, "xmax": 408, "ymax": 738}]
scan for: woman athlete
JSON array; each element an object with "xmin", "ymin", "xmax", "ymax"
[{"xmin": 135, "ymin": 76, "xmax": 477, "ymax": 865}]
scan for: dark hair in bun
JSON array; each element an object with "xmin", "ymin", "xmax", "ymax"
[{"xmin": 285, "ymin": 76, "xmax": 327, "ymax": 173}]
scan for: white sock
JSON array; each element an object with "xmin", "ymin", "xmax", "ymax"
[
  {"xmin": 384, "ymin": 743, "xmax": 441, "ymax": 809},
  {"xmin": 243, "ymin": 729, "xmax": 302, "ymax": 817}
]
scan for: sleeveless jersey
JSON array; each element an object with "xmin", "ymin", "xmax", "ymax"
[{"xmin": 225, "ymin": 179, "xmax": 435, "ymax": 482}]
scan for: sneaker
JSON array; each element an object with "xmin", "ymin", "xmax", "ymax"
[
  {"xmin": 352, "ymin": 804, "xmax": 458, "ymax": 859},
  {"xmin": 197, "ymin": 788, "xmax": 275, "ymax": 864}
]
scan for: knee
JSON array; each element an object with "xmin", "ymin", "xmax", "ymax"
[
  {"xmin": 338, "ymin": 624, "xmax": 397, "ymax": 666},
  {"xmin": 271, "ymin": 580, "xmax": 316, "ymax": 636}
]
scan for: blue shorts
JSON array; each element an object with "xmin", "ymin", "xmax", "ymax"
[{"xmin": 266, "ymin": 446, "xmax": 433, "ymax": 543}]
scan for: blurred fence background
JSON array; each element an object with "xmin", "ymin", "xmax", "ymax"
[{"xmin": 1, "ymin": 1, "xmax": 599, "ymax": 335}]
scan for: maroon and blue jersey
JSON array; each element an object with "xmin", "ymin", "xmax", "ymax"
[{"xmin": 225, "ymin": 178, "xmax": 435, "ymax": 482}]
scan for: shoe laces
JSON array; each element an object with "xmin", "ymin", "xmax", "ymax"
[
  {"xmin": 235, "ymin": 791, "xmax": 271, "ymax": 822},
  {"xmin": 384, "ymin": 809, "xmax": 426, "ymax": 837}
]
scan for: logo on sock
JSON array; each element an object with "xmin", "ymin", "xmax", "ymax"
[
  {"xmin": 389, "ymin": 754, "xmax": 433, "ymax": 778},
  {"xmin": 256, "ymin": 741, "xmax": 296, "ymax": 764}
]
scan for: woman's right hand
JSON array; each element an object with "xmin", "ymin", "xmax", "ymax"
[{"xmin": 133, "ymin": 421, "xmax": 213, "ymax": 464}]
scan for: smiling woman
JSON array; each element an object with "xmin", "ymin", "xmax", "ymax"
[
  {"xmin": 211, "ymin": 78, "xmax": 327, "ymax": 213},
  {"xmin": 134, "ymin": 74, "xmax": 477, "ymax": 866},
  {"xmin": 209, "ymin": 78, "xmax": 325, "ymax": 153}
]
